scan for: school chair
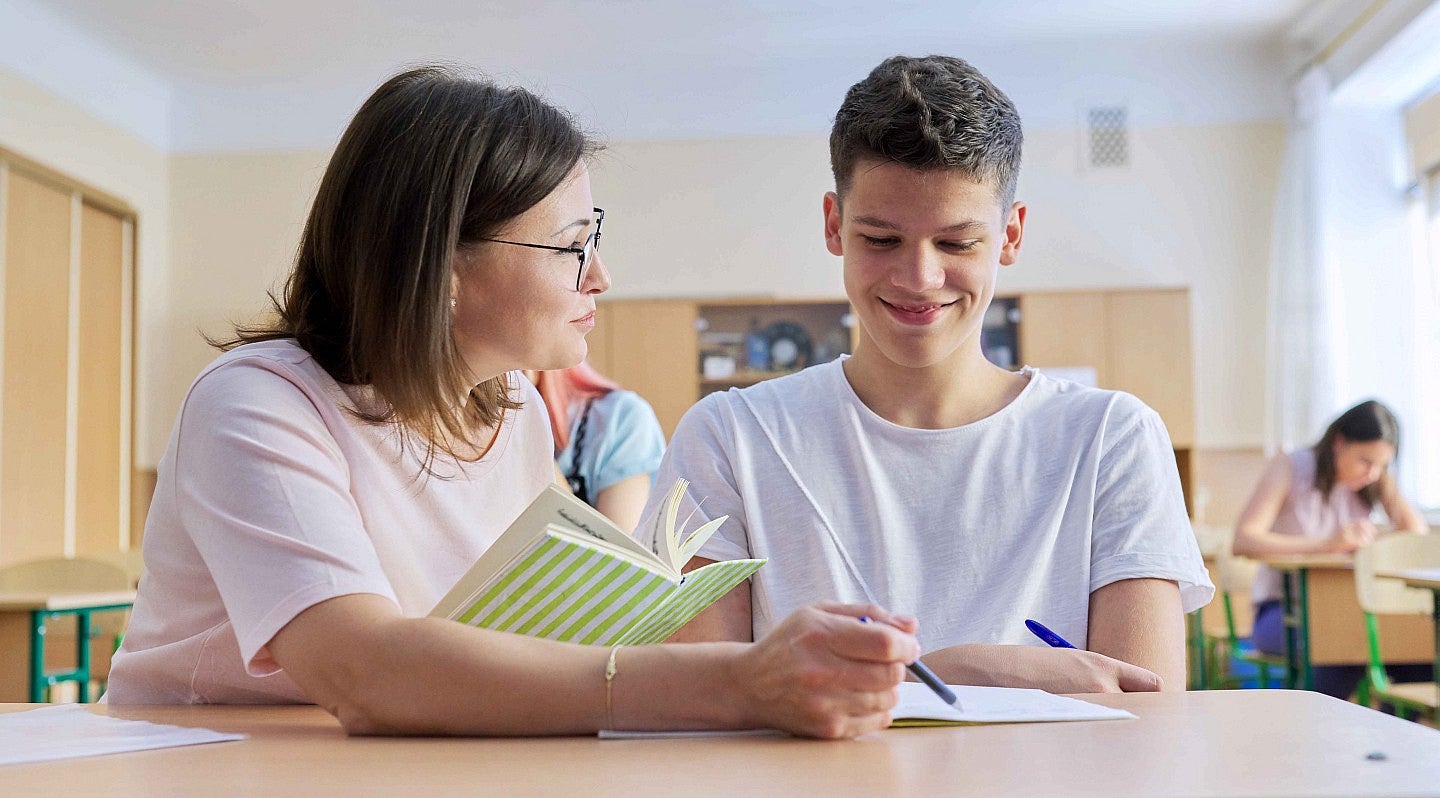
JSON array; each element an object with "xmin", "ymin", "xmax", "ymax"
[
  {"xmin": 1207, "ymin": 538, "xmax": 1287, "ymax": 689},
  {"xmin": 0, "ymin": 556, "xmax": 132, "ymax": 702},
  {"xmin": 1353, "ymin": 534, "xmax": 1439, "ymax": 719}
]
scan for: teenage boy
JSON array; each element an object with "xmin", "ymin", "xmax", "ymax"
[{"xmin": 642, "ymin": 54, "xmax": 1213, "ymax": 692}]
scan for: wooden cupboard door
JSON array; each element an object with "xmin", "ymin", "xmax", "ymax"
[
  {"xmin": 1, "ymin": 171, "xmax": 73, "ymax": 565},
  {"xmin": 1017, "ymin": 291, "xmax": 1109, "ymax": 384},
  {"xmin": 603, "ymin": 300, "xmax": 697, "ymax": 438},
  {"xmin": 1106, "ymin": 290, "xmax": 1195, "ymax": 447},
  {"xmin": 75, "ymin": 203, "xmax": 126, "ymax": 555}
]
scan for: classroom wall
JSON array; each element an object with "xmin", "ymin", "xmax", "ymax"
[
  {"xmin": 591, "ymin": 122, "xmax": 1283, "ymax": 450},
  {"xmin": 157, "ymin": 119, "xmax": 1283, "ymax": 460}
]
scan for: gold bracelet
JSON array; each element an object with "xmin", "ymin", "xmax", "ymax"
[{"xmin": 604, "ymin": 645, "xmax": 623, "ymax": 730}]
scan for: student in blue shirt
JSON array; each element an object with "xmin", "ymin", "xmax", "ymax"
[{"xmin": 531, "ymin": 362, "xmax": 666, "ymax": 531}]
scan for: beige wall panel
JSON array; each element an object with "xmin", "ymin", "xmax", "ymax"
[
  {"xmin": 604, "ymin": 300, "xmax": 697, "ymax": 438},
  {"xmin": 75, "ymin": 203, "xmax": 125, "ymax": 555},
  {"xmin": 1106, "ymin": 290, "xmax": 1196, "ymax": 447},
  {"xmin": 1017, "ymin": 292, "xmax": 1109, "ymax": 384},
  {"xmin": 2, "ymin": 171, "xmax": 72, "ymax": 565}
]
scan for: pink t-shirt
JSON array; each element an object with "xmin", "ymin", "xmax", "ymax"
[
  {"xmin": 106, "ymin": 340, "xmax": 554, "ymax": 704},
  {"xmin": 1251, "ymin": 448, "xmax": 1371, "ymax": 604}
]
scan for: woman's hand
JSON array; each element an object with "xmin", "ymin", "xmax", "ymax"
[
  {"xmin": 1326, "ymin": 519, "xmax": 1379, "ymax": 553},
  {"xmin": 727, "ymin": 603, "xmax": 919, "ymax": 739},
  {"xmin": 920, "ymin": 643, "xmax": 1163, "ymax": 694}
]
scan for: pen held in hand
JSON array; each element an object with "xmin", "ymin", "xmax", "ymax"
[
  {"xmin": 858, "ymin": 616, "xmax": 960, "ymax": 708},
  {"xmin": 1025, "ymin": 619, "xmax": 1077, "ymax": 649}
]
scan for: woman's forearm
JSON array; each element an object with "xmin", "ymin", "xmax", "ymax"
[{"xmin": 272, "ymin": 594, "xmax": 749, "ymax": 736}]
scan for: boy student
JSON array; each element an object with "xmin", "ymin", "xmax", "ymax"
[{"xmin": 642, "ymin": 54, "xmax": 1214, "ymax": 692}]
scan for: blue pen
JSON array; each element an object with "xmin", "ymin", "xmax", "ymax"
[
  {"xmin": 859, "ymin": 616, "xmax": 959, "ymax": 708},
  {"xmin": 1025, "ymin": 619, "xmax": 1077, "ymax": 649}
]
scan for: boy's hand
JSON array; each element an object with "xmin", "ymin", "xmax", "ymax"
[
  {"xmin": 920, "ymin": 643, "xmax": 1163, "ymax": 694},
  {"xmin": 730, "ymin": 603, "xmax": 918, "ymax": 738}
]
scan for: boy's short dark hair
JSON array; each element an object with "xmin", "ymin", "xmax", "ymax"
[{"xmin": 830, "ymin": 55, "xmax": 1023, "ymax": 209}]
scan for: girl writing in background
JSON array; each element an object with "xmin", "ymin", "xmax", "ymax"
[{"xmin": 1233, "ymin": 399, "xmax": 1430, "ymax": 698}]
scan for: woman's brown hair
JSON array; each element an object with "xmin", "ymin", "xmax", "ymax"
[
  {"xmin": 1312, "ymin": 399, "xmax": 1400, "ymax": 508},
  {"xmin": 216, "ymin": 65, "xmax": 598, "ymax": 471}
]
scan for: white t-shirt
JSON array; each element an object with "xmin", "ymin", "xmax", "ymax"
[
  {"xmin": 106, "ymin": 339, "xmax": 554, "ymax": 704},
  {"xmin": 641, "ymin": 358, "xmax": 1213, "ymax": 652}
]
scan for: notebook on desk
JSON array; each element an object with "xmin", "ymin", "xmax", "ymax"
[{"xmin": 598, "ymin": 682, "xmax": 1134, "ymax": 738}]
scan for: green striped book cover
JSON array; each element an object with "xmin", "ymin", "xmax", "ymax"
[{"xmin": 430, "ymin": 479, "xmax": 764, "ymax": 645}]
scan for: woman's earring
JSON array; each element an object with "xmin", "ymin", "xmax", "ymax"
[{"xmin": 450, "ymin": 297, "xmax": 457, "ymax": 310}]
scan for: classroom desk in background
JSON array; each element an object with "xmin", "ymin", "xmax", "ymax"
[
  {"xmin": 0, "ymin": 590, "xmax": 136, "ymax": 702},
  {"xmin": 1377, "ymin": 566, "xmax": 1440, "ymax": 700},
  {"xmin": 1254, "ymin": 554, "xmax": 1432, "ymax": 690},
  {"xmin": 2, "ymin": 692, "xmax": 1438, "ymax": 796}
]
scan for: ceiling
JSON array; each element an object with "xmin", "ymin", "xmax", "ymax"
[{"xmin": 20, "ymin": 0, "xmax": 1318, "ymax": 150}]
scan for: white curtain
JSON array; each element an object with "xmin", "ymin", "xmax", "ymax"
[
  {"xmin": 1265, "ymin": 67, "xmax": 1346, "ymax": 456},
  {"xmin": 1410, "ymin": 168, "xmax": 1440, "ymax": 508}
]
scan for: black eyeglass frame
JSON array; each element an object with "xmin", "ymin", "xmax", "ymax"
[{"xmin": 479, "ymin": 207, "xmax": 604, "ymax": 291}]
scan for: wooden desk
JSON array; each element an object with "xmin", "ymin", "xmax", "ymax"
[
  {"xmin": 1256, "ymin": 555, "xmax": 1432, "ymax": 690},
  {"xmin": 1377, "ymin": 567, "xmax": 1440, "ymax": 697},
  {"xmin": 0, "ymin": 590, "xmax": 135, "ymax": 702},
  {"xmin": 1, "ymin": 692, "xmax": 1438, "ymax": 796}
]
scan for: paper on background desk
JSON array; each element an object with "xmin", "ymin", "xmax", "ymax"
[
  {"xmin": 0, "ymin": 704, "xmax": 244, "ymax": 767},
  {"xmin": 891, "ymin": 682, "xmax": 1135, "ymax": 726},
  {"xmin": 599, "ymin": 682, "xmax": 1133, "ymax": 738}
]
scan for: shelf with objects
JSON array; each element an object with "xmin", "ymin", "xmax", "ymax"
[
  {"xmin": 587, "ymin": 297, "xmax": 853, "ymax": 438},
  {"xmin": 695, "ymin": 300, "xmax": 854, "ymax": 397}
]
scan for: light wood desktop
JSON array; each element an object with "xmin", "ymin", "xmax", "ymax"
[
  {"xmin": 1254, "ymin": 554, "xmax": 1433, "ymax": 689},
  {"xmin": 0, "ymin": 590, "xmax": 136, "ymax": 702},
  {"xmin": 2, "ymin": 692, "xmax": 1438, "ymax": 796}
]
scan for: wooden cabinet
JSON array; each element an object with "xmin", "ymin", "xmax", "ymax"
[
  {"xmin": 1018, "ymin": 288, "xmax": 1196, "ymax": 511},
  {"xmin": 0, "ymin": 152, "xmax": 136, "ymax": 566}
]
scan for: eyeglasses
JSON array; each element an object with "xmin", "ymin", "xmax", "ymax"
[{"xmin": 479, "ymin": 207, "xmax": 604, "ymax": 291}]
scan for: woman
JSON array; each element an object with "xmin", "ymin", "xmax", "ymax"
[
  {"xmin": 106, "ymin": 66, "xmax": 917, "ymax": 738},
  {"xmin": 531, "ymin": 362, "xmax": 665, "ymax": 531},
  {"xmin": 1233, "ymin": 399, "xmax": 1429, "ymax": 698}
]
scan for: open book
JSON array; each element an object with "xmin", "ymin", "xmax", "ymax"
[
  {"xmin": 889, "ymin": 682, "xmax": 1135, "ymax": 726},
  {"xmin": 430, "ymin": 479, "xmax": 764, "ymax": 646}
]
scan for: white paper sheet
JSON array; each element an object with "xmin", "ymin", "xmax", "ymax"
[
  {"xmin": 894, "ymin": 682, "xmax": 1136, "ymax": 724},
  {"xmin": 0, "ymin": 704, "xmax": 244, "ymax": 767}
]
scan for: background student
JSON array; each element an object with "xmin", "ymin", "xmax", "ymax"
[
  {"xmin": 105, "ymin": 65, "xmax": 919, "ymax": 739},
  {"xmin": 529, "ymin": 363, "xmax": 665, "ymax": 531},
  {"xmin": 1233, "ymin": 399, "xmax": 1430, "ymax": 698},
  {"xmin": 645, "ymin": 54, "xmax": 1213, "ymax": 694}
]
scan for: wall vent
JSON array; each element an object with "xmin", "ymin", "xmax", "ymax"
[{"xmin": 1085, "ymin": 106, "xmax": 1129, "ymax": 169}]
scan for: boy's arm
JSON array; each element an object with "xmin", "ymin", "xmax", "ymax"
[
  {"xmin": 1086, "ymin": 577, "xmax": 1186, "ymax": 691},
  {"xmin": 666, "ymin": 556, "xmax": 755, "ymax": 642}
]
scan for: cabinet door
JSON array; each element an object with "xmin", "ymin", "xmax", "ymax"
[
  {"xmin": 75, "ymin": 203, "xmax": 126, "ymax": 555},
  {"xmin": 1106, "ymin": 290, "xmax": 1195, "ymax": 448},
  {"xmin": 602, "ymin": 300, "xmax": 697, "ymax": 438},
  {"xmin": 1017, "ymin": 291, "xmax": 1109, "ymax": 384},
  {"xmin": 1, "ymin": 171, "xmax": 73, "ymax": 564}
]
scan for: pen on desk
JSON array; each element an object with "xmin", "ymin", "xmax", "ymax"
[
  {"xmin": 859, "ymin": 616, "xmax": 959, "ymax": 708},
  {"xmin": 1024, "ymin": 619, "xmax": 1077, "ymax": 649}
]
